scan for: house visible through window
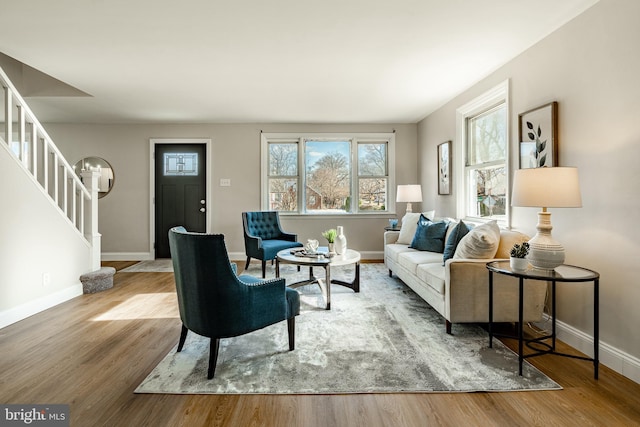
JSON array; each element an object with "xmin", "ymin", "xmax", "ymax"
[
  {"xmin": 456, "ymin": 80, "xmax": 509, "ymax": 224},
  {"xmin": 261, "ymin": 133, "xmax": 395, "ymax": 214}
]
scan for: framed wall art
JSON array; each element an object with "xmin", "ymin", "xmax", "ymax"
[
  {"xmin": 437, "ymin": 140, "xmax": 451, "ymax": 195},
  {"xmin": 518, "ymin": 101, "xmax": 558, "ymax": 169}
]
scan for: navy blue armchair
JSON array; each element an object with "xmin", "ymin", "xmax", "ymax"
[
  {"xmin": 242, "ymin": 211, "xmax": 303, "ymax": 278},
  {"xmin": 168, "ymin": 226, "xmax": 300, "ymax": 379}
]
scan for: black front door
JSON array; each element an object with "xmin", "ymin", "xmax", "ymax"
[{"xmin": 154, "ymin": 143, "xmax": 207, "ymax": 258}]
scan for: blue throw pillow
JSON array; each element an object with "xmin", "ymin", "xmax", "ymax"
[
  {"xmin": 409, "ymin": 215, "xmax": 449, "ymax": 252},
  {"xmin": 442, "ymin": 220, "xmax": 473, "ymax": 263}
]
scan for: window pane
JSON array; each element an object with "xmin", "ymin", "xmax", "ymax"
[
  {"xmin": 358, "ymin": 143, "xmax": 386, "ymax": 176},
  {"xmin": 468, "ymin": 105, "xmax": 506, "ymax": 165},
  {"xmin": 269, "ymin": 143, "xmax": 297, "ymax": 176},
  {"xmin": 358, "ymin": 178, "xmax": 387, "ymax": 211},
  {"xmin": 469, "ymin": 165, "xmax": 506, "ymax": 218},
  {"xmin": 268, "ymin": 178, "xmax": 297, "ymax": 211},
  {"xmin": 164, "ymin": 153, "xmax": 198, "ymax": 176},
  {"xmin": 305, "ymin": 140, "xmax": 351, "ymax": 213}
]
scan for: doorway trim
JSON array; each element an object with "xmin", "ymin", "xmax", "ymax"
[{"xmin": 149, "ymin": 138, "xmax": 212, "ymax": 258}]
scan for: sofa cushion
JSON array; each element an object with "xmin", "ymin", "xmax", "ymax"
[
  {"xmin": 453, "ymin": 220, "xmax": 500, "ymax": 259},
  {"xmin": 385, "ymin": 243, "xmax": 415, "ymax": 263},
  {"xmin": 495, "ymin": 230, "xmax": 530, "ymax": 259},
  {"xmin": 416, "ymin": 263, "xmax": 446, "ymax": 295},
  {"xmin": 398, "ymin": 250, "xmax": 444, "ymax": 274},
  {"xmin": 409, "ymin": 216, "xmax": 449, "ymax": 252},
  {"xmin": 442, "ymin": 220, "xmax": 472, "ymax": 263},
  {"xmin": 397, "ymin": 210, "xmax": 435, "ymax": 244}
]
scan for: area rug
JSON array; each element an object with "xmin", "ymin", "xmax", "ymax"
[
  {"xmin": 120, "ymin": 259, "xmax": 173, "ymax": 272},
  {"xmin": 135, "ymin": 263, "xmax": 561, "ymax": 394}
]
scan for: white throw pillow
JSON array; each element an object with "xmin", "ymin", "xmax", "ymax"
[
  {"xmin": 397, "ymin": 210, "xmax": 435, "ymax": 244},
  {"xmin": 453, "ymin": 220, "xmax": 500, "ymax": 259}
]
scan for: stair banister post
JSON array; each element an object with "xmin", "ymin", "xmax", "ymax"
[{"xmin": 81, "ymin": 170, "xmax": 101, "ymax": 271}]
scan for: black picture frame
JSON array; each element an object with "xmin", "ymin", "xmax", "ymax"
[
  {"xmin": 518, "ymin": 101, "xmax": 558, "ymax": 168},
  {"xmin": 438, "ymin": 141, "xmax": 451, "ymax": 195}
]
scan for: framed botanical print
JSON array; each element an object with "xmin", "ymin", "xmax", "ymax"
[
  {"xmin": 437, "ymin": 141, "xmax": 451, "ymax": 195},
  {"xmin": 518, "ymin": 101, "xmax": 558, "ymax": 168}
]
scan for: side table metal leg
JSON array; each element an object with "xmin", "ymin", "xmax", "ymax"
[
  {"xmin": 594, "ymin": 278, "xmax": 599, "ymax": 379},
  {"xmin": 488, "ymin": 271, "xmax": 494, "ymax": 348},
  {"xmin": 519, "ymin": 277, "xmax": 524, "ymax": 376},
  {"xmin": 325, "ymin": 264, "xmax": 331, "ymax": 310},
  {"xmin": 275, "ymin": 259, "xmax": 280, "ymax": 278}
]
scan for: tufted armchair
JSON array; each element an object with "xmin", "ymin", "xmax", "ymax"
[
  {"xmin": 242, "ymin": 211, "xmax": 303, "ymax": 278},
  {"xmin": 168, "ymin": 226, "xmax": 300, "ymax": 379}
]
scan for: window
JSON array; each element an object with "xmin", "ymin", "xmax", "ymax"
[
  {"xmin": 456, "ymin": 81, "xmax": 509, "ymax": 225},
  {"xmin": 261, "ymin": 133, "xmax": 395, "ymax": 214}
]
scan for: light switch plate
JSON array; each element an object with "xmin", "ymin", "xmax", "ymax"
[{"xmin": 220, "ymin": 178, "xmax": 231, "ymax": 187}]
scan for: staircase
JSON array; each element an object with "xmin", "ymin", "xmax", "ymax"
[{"xmin": 0, "ymin": 65, "xmax": 100, "ymax": 328}]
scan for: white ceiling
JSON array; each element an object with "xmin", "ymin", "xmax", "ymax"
[{"xmin": 0, "ymin": 0, "xmax": 598, "ymax": 124}]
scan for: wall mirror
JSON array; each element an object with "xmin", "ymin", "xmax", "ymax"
[{"xmin": 73, "ymin": 157, "xmax": 115, "ymax": 198}]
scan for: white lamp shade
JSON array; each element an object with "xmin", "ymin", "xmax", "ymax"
[
  {"xmin": 511, "ymin": 167, "xmax": 582, "ymax": 208},
  {"xmin": 396, "ymin": 185, "xmax": 423, "ymax": 203}
]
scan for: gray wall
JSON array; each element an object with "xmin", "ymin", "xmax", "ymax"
[
  {"xmin": 417, "ymin": 0, "xmax": 640, "ymax": 377},
  {"xmin": 49, "ymin": 123, "xmax": 418, "ymax": 260}
]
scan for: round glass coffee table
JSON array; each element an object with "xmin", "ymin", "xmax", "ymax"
[{"xmin": 275, "ymin": 247, "xmax": 360, "ymax": 310}]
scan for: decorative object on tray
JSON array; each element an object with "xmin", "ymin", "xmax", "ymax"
[
  {"xmin": 437, "ymin": 141, "xmax": 451, "ymax": 195},
  {"xmin": 304, "ymin": 239, "xmax": 319, "ymax": 254},
  {"xmin": 388, "ymin": 218, "xmax": 398, "ymax": 229},
  {"xmin": 509, "ymin": 242, "xmax": 530, "ymax": 271},
  {"xmin": 322, "ymin": 229, "xmax": 337, "ymax": 255},
  {"xmin": 335, "ymin": 226, "xmax": 347, "ymax": 255},
  {"xmin": 518, "ymin": 101, "xmax": 558, "ymax": 169}
]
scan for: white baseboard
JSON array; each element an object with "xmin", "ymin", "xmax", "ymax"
[
  {"xmin": 536, "ymin": 315, "xmax": 640, "ymax": 384},
  {"xmin": 0, "ymin": 284, "xmax": 83, "ymax": 329},
  {"xmin": 102, "ymin": 252, "xmax": 154, "ymax": 261}
]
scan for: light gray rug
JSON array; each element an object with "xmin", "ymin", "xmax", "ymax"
[
  {"xmin": 121, "ymin": 259, "xmax": 173, "ymax": 272},
  {"xmin": 135, "ymin": 263, "xmax": 561, "ymax": 394}
]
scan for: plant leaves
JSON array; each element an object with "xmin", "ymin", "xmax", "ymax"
[
  {"xmin": 539, "ymin": 154, "xmax": 547, "ymax": 167},
  {"xmin": 528, "ymin": 132, "xmax": 535, "ymax": 140},
  {"xmin": 526, "ymin": 121, "xmax": 534, "ymax": 130},
  {"xmin": 537, "ymin": 125, "xmax": 542, "ymax": 138}
]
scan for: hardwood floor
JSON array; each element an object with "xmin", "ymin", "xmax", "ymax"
[{"xmin": 1, "ymin": 263, "xmax": 639, "ymax": 427}]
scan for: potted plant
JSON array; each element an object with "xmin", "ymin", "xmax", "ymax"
[
  {"xmin": 509, "ymin": 242, "xmax": 530, "ymax": 271},
  {"xmin": 322, "ymin": 229, "xmax": 337, "ymax": 255}
]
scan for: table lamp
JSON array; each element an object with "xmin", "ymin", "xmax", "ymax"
[
  {"xmin": 511, "ymin": 167, "xmax": 582, "ymax": 270},
  {"xmin": 396, "ymin": 185, "xmax": 422, "ymax": 214}
]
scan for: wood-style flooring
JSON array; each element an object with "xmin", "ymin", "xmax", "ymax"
[{"xmin": 1, "ymin": 261, "xmax": 639, "ymax": 426}]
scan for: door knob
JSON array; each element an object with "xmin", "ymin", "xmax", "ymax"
[
  {"xmin": 200, "ymin": 207, "xmax": 205, "ymax": 213},
  {"xmin": 200, "ymin": 199, "xmax": 206, "ymax": 205}
]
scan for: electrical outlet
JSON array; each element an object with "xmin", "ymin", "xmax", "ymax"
[
  {"xmin": 220, "ymin": 178, "xmax": 231, "ymax": 187},
  {"xmin": 42, "ymin": 272, "xmax": 51, "ymax": 287}
]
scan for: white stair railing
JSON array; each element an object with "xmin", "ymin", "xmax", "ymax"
[{"xmin": 0, "ymin": 65, "xmax": 100, "ymax": 269}]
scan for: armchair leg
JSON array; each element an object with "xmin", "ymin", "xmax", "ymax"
[
  {"xmin": 245, "ymin": 257, "xmax": 251, "ymax": 271},
  {"xmin": 208, "ymin": 338, "xmax": 220, "ymax": 379},
  {"xmin": 177, "ymin": 325, "xmax": 188, "ymax": 352},
  {"xmin": 262, "ymin": 260, "xmax": 267, "ymax": 278},
  {"xmin": 287, "ymin": 317, "xmax": 295, "ymax": 351}
]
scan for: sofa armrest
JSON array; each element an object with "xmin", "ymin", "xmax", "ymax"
[
  {"xmin": 384, "ymin": 230, "xmax": 400, "ymax": 245},
  {"xmin": 445, "ymin": 257, "xmax": 546, "ymax": 323}
]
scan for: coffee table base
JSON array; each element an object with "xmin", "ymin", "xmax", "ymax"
[{"xmin": 275, "ymin": 254, "xmax": 360, "ymax": 310}]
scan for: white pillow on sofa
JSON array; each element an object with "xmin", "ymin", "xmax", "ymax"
[
  {"xmin": 453, "ymin": 220, "xmax": 500, "ymax": 259},
  {"xmin": 397, "ymin": 210, "xmax": 435, "ymax": 244}
]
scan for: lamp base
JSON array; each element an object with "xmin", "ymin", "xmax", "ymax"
[{"xmin": 527, "ymin": 210, "xmax": 565, "ymax": 270}]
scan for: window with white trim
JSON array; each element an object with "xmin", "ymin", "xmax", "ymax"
[
  {"xmin": 456, "ymin": 81, "xmax": 509, "ymax": 224},
  {"xmin": 261, "ymin": 133, "xmax": 395, "ymax": 214}
]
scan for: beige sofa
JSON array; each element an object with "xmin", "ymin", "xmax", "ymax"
[{"xmin": 384, "ymin": 221, "xmax": 547, "ymax": 334}]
